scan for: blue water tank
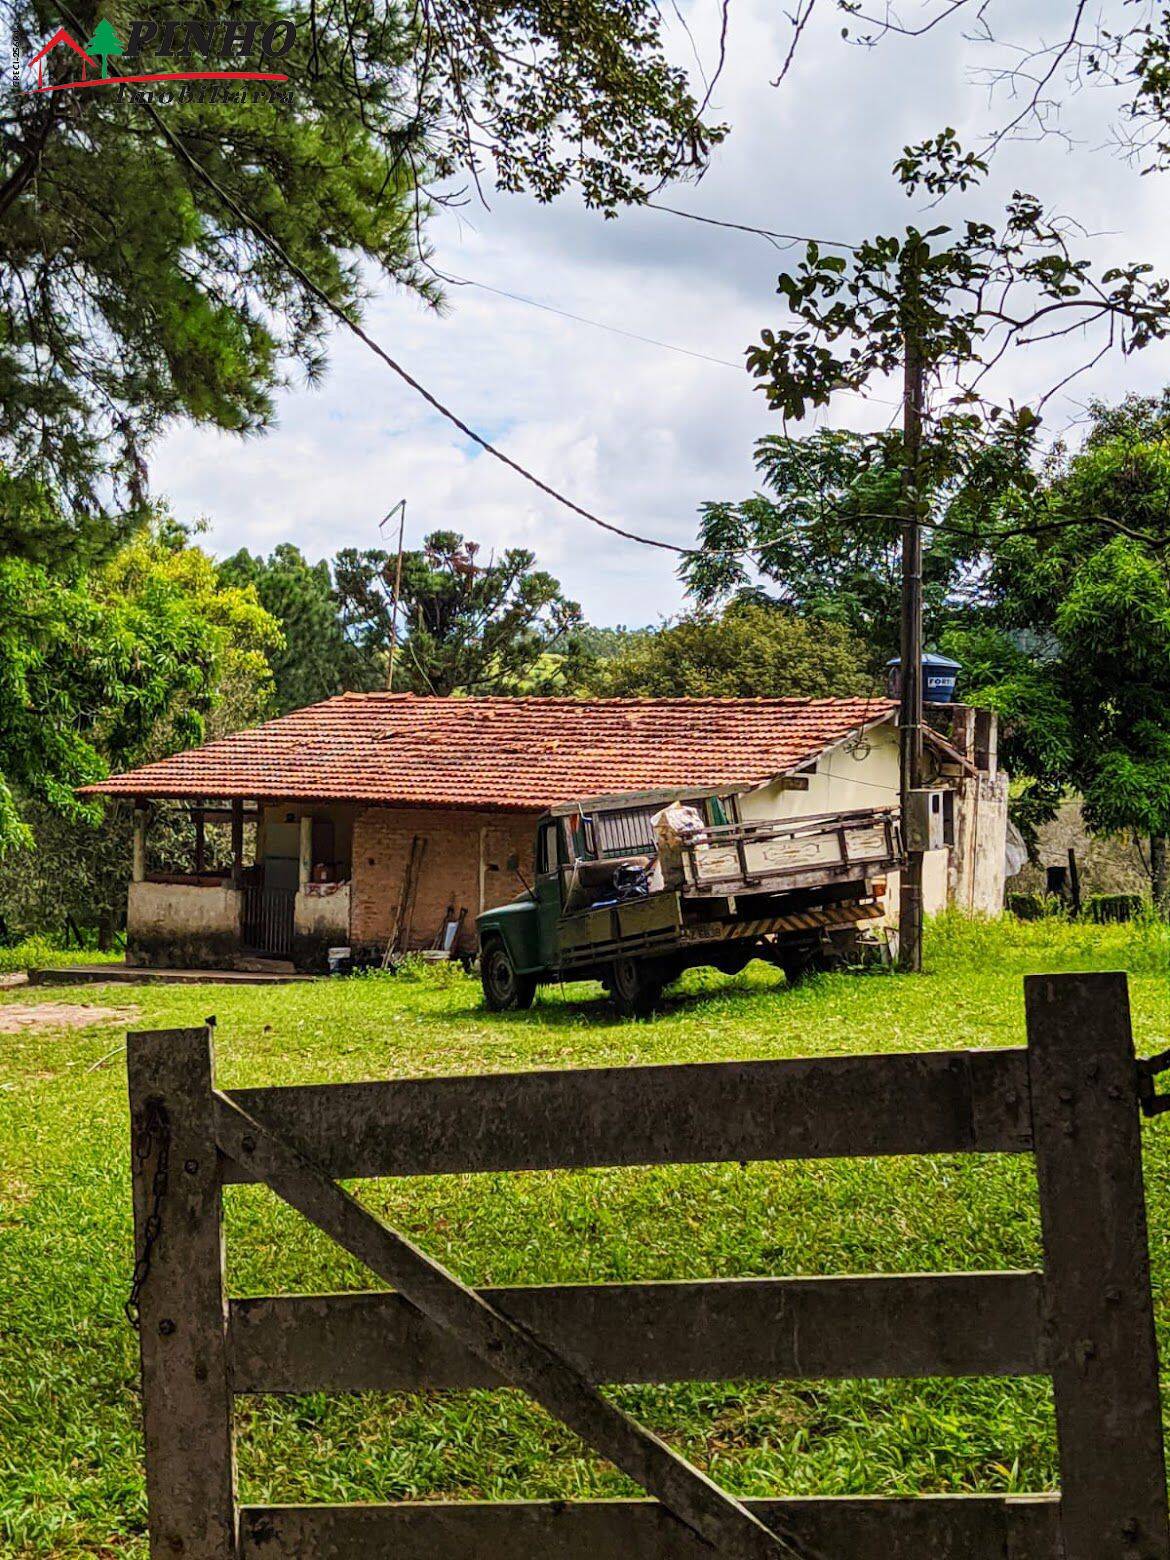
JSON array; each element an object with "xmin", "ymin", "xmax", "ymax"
[{"xmin": 886, "ymin": 652, "xmax": 961, "ymax": 703}]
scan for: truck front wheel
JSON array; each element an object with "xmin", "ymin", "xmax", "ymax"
[
  {"xmin": 481, "ymin": 940, "xmax": 537, "ymax": 1012},
  {"xmin": 604, "ymin": 956, "xmax": 665, "ymax": 1018}
]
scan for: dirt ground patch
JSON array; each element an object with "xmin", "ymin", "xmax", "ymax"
[{"xmin": 0, "ymin": 1001, "xmax": 139, "ymax": 1033}]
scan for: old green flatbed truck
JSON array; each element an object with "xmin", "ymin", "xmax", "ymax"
[{"xmin": 476, "ymin": 792, "xmax": 901, "ymax": 1016}]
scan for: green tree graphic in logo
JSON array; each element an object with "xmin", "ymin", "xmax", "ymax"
[{"xmin": 85, "ymin": 18, "xmax": 123, "ymax": 77}]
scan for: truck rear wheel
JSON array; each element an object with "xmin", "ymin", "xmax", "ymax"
[
  {"xmin": 481, "ymin": 940, "xmax": 536, "ymax": 1011},
  {"xmin": 710, "ymin": 944, "xmax": 755, "ymax": 976},
  {"xmin": 777, "ymin": 940, "xmax": 823, "ymax": 986},
  {"xmin": 604, "ymin": 955, "xmax": 665, "ymax": 1018}
]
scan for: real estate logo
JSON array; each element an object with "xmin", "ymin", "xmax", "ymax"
[{"xmin": 24, "ymin": 19, "xmax": 294, "ymax": 99}]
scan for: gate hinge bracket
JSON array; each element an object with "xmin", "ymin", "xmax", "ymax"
[{"xmin": 1136, "ymin": 1048, "xmax": 1170, "ymax": 1117}]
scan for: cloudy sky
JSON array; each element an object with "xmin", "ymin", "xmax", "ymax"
[{"xmin": 152, "ymin": 0, "xmax": 1170, "ymax": 626}]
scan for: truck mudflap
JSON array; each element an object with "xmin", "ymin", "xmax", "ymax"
[{"xmin": 679, "ymin": 899, "xmax": 884, "ymax": 943}]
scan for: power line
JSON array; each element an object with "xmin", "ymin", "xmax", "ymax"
[
  {"xmin": 41, "ymin": 1, "xmax": 907, "ymax": 558},
  {"xmin": 47, "ymin": 1, "xmax": 690, "ymax": 560},
  {"xmin": 38, "ymin": 9, "xmax": 1094, "ymax": 571},
  {"xmin": 448, "ymin": 274, "xmax": 745, "ymax": 370},
  {"xmin": 644, "ymin": 199, "xmax": 859, "ymax": 253},
  {"xmin": 450, "ymin": 271, "xmax": 902, "ymax": 408}
]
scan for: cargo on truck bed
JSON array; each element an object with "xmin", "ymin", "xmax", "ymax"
[{"xmin": 476, "ymin": 790, "xmax": 901, "ymax": 1017}]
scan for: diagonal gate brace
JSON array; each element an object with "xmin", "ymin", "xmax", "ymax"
[{"xmin": 213, "ymin": 1091, "xmax": 820, "ymax": 1560}]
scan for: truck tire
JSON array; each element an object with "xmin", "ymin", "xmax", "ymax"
[
  {"xmin": 605, "ymin": 955, "xmax": 665, "ymax": 1018},
  {"xmin": 481, "ymin": 939, "xmax": 536, "ymax": 1011},
  {"xmin": 710, "ymin": 944, "xmax": 755, "ymax": 976},
  {"xmin": 777, "ymin": 941, "xmax": 822, "ymax": 986}
]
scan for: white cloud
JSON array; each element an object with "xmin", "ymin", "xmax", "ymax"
[{"xmin": 151, "ymin": 0, "xmax": 1170, "ymax": 624}]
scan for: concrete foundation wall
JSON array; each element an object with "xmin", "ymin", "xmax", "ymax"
[
  {"xmin": 350, "ymin": 806, "xmax": 541, "ymax": 956},
  {"xmin": 293, "ymin": 883, "xmax": 351, "ymax": 970},
  {"xmin": 127, "ymin": 880, "xmax": 243, "ymax": 968}
]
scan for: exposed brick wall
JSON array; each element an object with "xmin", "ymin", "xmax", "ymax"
[{"xmin": 350, "ymin": 806, "xmax": 541, "ymax": 954}]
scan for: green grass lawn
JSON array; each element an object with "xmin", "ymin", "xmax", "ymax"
[{"xmin": 3, "ymin": 915, "xmax": 1170, "ymax": 1556}]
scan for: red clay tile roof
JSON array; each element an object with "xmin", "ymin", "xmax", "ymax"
[{"xmin": 80, "ymin": 693, "xmax": 899, "ymax": 811}]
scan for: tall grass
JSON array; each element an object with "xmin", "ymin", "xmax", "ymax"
[
  {"xmin": 927, "ymin": 907, "xmax": 1170, "ymax": 975},
  {"xmin": 0, "ymin": 937, "xmax": 121, "ymax": 975}
]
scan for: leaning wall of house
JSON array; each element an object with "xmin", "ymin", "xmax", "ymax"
[
  {"xmin": 739, "ymin": 718, "xmax": 903, "ymax": 823},
  {"xmin": 350, "ymin": 806, "xmax": 542, "ymax": 957},
  {"xmin": 950, "ymin": 772, "xmax": 1009, "ymax": 915},
  {"xmin": 126, "ymin": 881, "xmax": 243, "ymax": 968}
]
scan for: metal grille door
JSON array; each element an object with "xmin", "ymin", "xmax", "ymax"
[{"xmin": 243, "ymin": 886, "xmax": 296, "ymax": 957}]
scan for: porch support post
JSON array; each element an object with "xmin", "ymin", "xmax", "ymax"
[
  {"xmin": 230, "ymin": 800, "xmax": 244, "ymax": 888},
  {"xmin": 298, "ymin": 813, "xmax": 313, "ymax": 887},
  {"xmin": 194, "ymin": 807, "xmax": 206, "ymax": 877},
  {"xmin": 132, "ymin": 800, "xmax": 148, "ymax": 883}
]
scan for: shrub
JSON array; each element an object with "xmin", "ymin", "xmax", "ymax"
[
  {"xmin": 1006, "ymin": 893, "xmax": 1062, "ymax": 921},
  {"xmin": 1085, "ymin": 893, "xmax": 1146, "ymax": 924}
]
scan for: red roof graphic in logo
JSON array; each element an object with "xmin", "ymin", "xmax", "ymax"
[{"xmin": 27, "ymin": 28, "xmax": 97, "ymax": 89}]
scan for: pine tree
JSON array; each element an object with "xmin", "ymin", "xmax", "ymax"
[{"xmin": 85, "ymin": 18, "xmax": 123, "ymax": 77}]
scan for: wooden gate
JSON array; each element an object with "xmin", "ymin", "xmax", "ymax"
[{"xmin": 126, "ymin": 972, "xmax": 1170, "ymax": 1559}]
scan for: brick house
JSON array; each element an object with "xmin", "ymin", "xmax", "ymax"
[{"xmin": 81, "ymin": 692, "xmax": 1006, "ymax": 971}]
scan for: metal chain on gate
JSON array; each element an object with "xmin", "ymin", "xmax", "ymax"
[{"xmin": 125, "ymin": 1098, "xmax": 170, "ymax": 1330}]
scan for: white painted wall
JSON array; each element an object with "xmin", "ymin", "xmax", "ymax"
[
  {"xmin": 739, "ymin": 719, "xmax": 901, "ymax": 823},
  {"xmin": 737, "ymin": 716, "xmax": 1005, "ymax": 918},
  {"xmin": 128, "ymin": 880, "xmax": 242, "ymax": 938}
]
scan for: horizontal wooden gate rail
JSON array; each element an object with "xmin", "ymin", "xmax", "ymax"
[{"xmin": 126, "ymin": 971, "xmax": 1170, "ymax": 1560}]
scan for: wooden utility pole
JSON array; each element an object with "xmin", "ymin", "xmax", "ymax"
[{"xmin": 898, "ymin": 331, "xmax": 926, "ymax": 973}]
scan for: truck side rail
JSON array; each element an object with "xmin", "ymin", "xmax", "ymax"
[{"xmin": 679, "ymin": 806, "xmax": 902, "ymax": 896}]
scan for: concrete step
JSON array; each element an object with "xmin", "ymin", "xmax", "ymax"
[{"xmin": 29, "ymin": 964, "xmax": 315, "ymax": 986}]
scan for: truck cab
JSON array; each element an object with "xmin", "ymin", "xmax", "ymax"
[{"xmin": 478, "ymin": 810, "xmax": 645, "ymax": 1002}]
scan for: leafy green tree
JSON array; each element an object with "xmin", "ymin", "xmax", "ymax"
[
  {"xmin": 573, "ymin": 623, "xmax": 655, "ymax": 663},
  {"xmin": 220, "ymin": 544, "xmax": 373, "ymax": 713},
  {"xmin": 0, "ymin": 518, "xmax": 282, "ymax": 936},
  {"xmin": 948, "ymin": 393, "xmax": 1170, "ymax": 905},
  {"xmin": 333, "ymin": 532, "xmax": 586, "ymax": 695},
  {"xmin": 2, "ymin": 0, "xmax": 721, "ymax": 526},
  {"xmin": 686, "ymin": 135, "xmax": 1170, "ymax": 671},
  {"xmin": 687, "ymin": 427, "xmax": 1007, "ymax": 668},
  {"xmin": 585, "ymin": 598, "xmax": 870, "ymax": 699},
  {"xmin": 0, "ymin": 548, "xmax": 219, "ymax": 857}
]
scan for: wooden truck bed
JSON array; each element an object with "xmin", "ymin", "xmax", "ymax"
[
  {"xmin": 558, "ymin": 892, "xmax": 684, "ymax": 968},
  {"xmin": 551, "ymin": 807, "xmax": 899, "ymax": 971},
  {"xmin": 678, "ymin": 807, "xmax": 900, "ymax": 898}
]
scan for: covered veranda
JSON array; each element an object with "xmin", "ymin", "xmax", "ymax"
[{"xmin": 126, "ymin": 796, "xmax": 354, "ymax": 970}]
